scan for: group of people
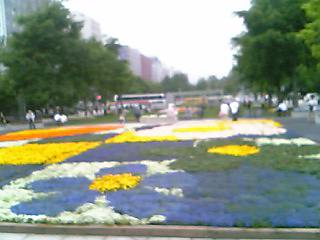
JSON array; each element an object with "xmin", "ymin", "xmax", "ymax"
[
  {"xmin": 183, "ymin": 105, "xmax": 205, "ymax": 119},
  {"xmin": 219, "ymin": 99, "xmax": 240, "ymax": 121}
]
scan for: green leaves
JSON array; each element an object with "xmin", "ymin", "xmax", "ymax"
[
  {"xmin": 1, "ymin": 2, "xmax": 134, "ymax": 111},
  {"xmin": 234, "ymin": 0, "xmax": 313, "ymax": 100}
]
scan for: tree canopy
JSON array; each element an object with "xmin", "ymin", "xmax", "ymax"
[
  {"xmin": 0, "ymin": 2, "xmax": 132, "ymax": 113},
  {"xmin": 233, "ymin": 0, "xmax": 314, "ymax": 103}
]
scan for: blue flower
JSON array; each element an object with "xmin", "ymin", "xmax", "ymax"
[
  {"xmin": 11, "ymin": 177, "xmax": 100, "ymax": 216},
  {"xmin": 0, "ymin": 165, "xmax": 44, "ymax": 189},
  {"xmin": 67, "ymin": 141, "xmax": 194, "ymax": 163}
]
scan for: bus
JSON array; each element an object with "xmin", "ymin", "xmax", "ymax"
[{"xmin": 115, "ymin": 93, "xmax": 166, "ymax": 109}]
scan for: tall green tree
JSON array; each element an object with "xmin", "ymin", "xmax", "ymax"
[
  {"xmin": 299, "ymin": 0, "xmax": 320, "ymax": 60},
  {"xmin": 161, "ymin": 73, "xmax": 191, "ymax": 92},
  {"xmin": 0, "ymin": 72, "xmax": 17, "ymax": 114},
  {"xmin": 195, "ymin": 78, "xmax": 208, "ymax": 90},
  {"xmin": 1, "ymin": 2, "xmax": 82, "ymax": 110},
  {"xmin": 233, "ymin": 0, "xmax": 312, "ymax": 105}
]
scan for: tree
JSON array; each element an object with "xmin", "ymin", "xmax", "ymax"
[
  {"xmin": 233, "ymin": 0, "xmax": 312, "ymax": 105},
  {"xmin": 161, "ymin": 73, "xmax": 191, "ymax": 92},
  {"xmin": 1, "ymin": 2, "xmax": 83, "ymax": 111},
  {"xmin": 195, "ymin": 78, "xmax": 208, "ymax": 90},
  {"xmin": 298, "ymin": 0, "xmax": 320, "ymax": 92},
  {"xmin": 0, "ymin": 2, "xmax": 133, "ymax": 114},
  {"xmin": 0, "ymin": 72, "xmax": 17, "ymax": 114}
]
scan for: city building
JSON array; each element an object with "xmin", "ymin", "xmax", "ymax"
[
  {"xmin": 119, "ymin": 45, "xmax": 177, "ymax": 83},
  {"xmin": 0, "ymin": 0, "xmax": 51, "ymax": 45},
  {"xmin": 151, "ymin": 58, "xmax": 163, "ymax": 83},
  {"xmin": 71, "ymin": 11, "xmax": 102, "ymax": 42},
  {"xmin": 119, "ymin": 45, "xmax": 142, "ymax": 77},
  {"xmin": 141, "ymin": 54, "xmax": 152, "ymax": 81}
]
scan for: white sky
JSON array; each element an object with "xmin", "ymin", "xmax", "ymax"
[{"xmin": 63, "ymin": 0, "xmax": 251, "ymax": 84}]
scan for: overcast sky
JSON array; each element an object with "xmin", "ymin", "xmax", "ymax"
[{"xmin": 63, "ymin": 0, "xmax": 251, "ymax": 84}]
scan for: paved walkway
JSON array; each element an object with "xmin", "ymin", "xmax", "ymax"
[
  {"xmin": 274, "ymin": 116, "xmax": 320, "ymax": 143},
  {"xmin": 0, "ymin": 233, "xmax": 304, "ymax": 240}
]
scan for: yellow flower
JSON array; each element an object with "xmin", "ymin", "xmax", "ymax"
[
  {"xmin": 105, "ymin": 131, "xmax": 181, "ymax": 144},
  {"xmin": 228, "ymin": 119, "xmax": 282, "ymax": 128},
  {"xmin": 0, "ymin": 142, "xmax": 101, "ymax": 165},
  {"xmin": 208, "ymin": 145, "xmax": 260, "ymax": 156},
  {"xmin": 89, "ymin": 173, "xmax": 141, "ymax": 193},
  {"xmin": 173, "ymin": 122, "xmax": 231, "ymax": 133}
]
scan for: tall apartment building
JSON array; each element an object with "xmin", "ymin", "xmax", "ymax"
[
  {"xmin": 71, "ymin": 11, "xmax": 102, "ymax": 42},
  {"xmin": 119, "ymin": 45, "xmax": 177, "ymax": 83},
  {"xmin": 119, "ymin": 45, "xmax": 142, "ymax": 77},
  {"xmin": 0, "ymin": 0, "xmax": 51, "ymax": 45},
  {"xmin": 141, "ymin": 54, "xmax": 152, "ymax": 81}
]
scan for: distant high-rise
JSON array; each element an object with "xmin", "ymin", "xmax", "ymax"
[
  {"xmin": 0, "ymin": 0, "xmax": 51, "ymax": 45},
  {"xmin": 71, "ymin": 12, "xmax": 102, "ymax": 42}
]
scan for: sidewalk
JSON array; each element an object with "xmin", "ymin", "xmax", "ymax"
[{"xmin": 274, "ymin": 116, "xmax": 320, "ymax": 143}]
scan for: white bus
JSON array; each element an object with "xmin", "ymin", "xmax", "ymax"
[{"xmin": 116, "ymin": 93, "xmax": 166, "ymax": 109}]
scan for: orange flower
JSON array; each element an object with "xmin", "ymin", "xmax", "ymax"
[{"xmin": 0, "ymin": 125, "xmax": 123, "ymax": 142}]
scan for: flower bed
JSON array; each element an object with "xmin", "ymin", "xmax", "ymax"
[
  {"xmin": 1, "ymin": 119, "xmax": 320, "ymax": 227},
  {"xmin": 0, "ymin": 125, "xmax": 123, "ymax": 141}
]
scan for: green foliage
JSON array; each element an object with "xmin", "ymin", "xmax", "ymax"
[
  {"xmin": 161, "ymin": 73, "xmax": 192, "ymax": 92},
  {"xmin": 299, "ymin": 0, "xmax": 320, "ymax": 65},
  {"xmin": 0, "ymin": 2, "xmax": 133, "ymax": 111},
  {"xmin": 234, "ymin": 0, "xmax": 313, "ymax": 99},
  {"xmin": 195, "ymin": 78, "xmax": 208, "ymax": 90},
  {"xmin": 0, "ymin": 73, "xmax": 17, "ymax": 114},
  {"xmin": 1, "ymin": 2, "xmax": 82, "ymax": 109}
]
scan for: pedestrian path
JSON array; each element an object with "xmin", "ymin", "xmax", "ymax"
[{"xmin": 0, "ymin": 233, "xmax": 297, "ymax": 240}]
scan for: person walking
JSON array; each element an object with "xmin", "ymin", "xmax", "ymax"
[
  {"xmin": 133, "ymin": 105, "xmax": 141, "ymax": 122},
  {"xmin": 219, "ymin": 101, "xmax": 230, "ymax": 120},
  {"xmin": 119, "ymin": 108, "xmax": 127, "ymax": 124},
  {"xmin": 197, "ymin": 104, "xmax": 205, "ymax": 119},
  {"xmin": 0, "ymin": 112, "xmax": 7, "ymax": 127},
  {"xmin": 26, "ymin": 110, "xmax": 36, "ymax": 129},
  {"xmin": 308, "ymin": 95, "xmax": 318, "ymax": 123},
  {"xmin": 230, "ymin": 98, "xmax": 240, "ymax": 121}
]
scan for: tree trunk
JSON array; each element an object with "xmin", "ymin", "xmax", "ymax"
[
  {"xmin": 84, "ymin": 99, "xmax": 88, "ymax": 116},
  {"xmin": 17, "ymin": 94, "xmax": 26, "ymax": 122},
  {"xmin": 292, "ymin": 72, "xmax": 298, "ymax": 107}
]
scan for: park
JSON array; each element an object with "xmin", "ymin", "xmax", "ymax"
[{"xmin": 2, "ymin": 0, "xmax": 320, "ymax": 238}]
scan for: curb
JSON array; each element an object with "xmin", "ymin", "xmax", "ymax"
[{"xmin": 1, "ymin": 223, "xmax": 320, "ymax": 239}]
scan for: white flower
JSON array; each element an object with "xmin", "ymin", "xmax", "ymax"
[
  {"xmin": 0, "ymin": 139, "xmax": 40, "ymax": 148},
  {"xmin": 149, "ymin": 215, "xmax": 166, "ymax": 223}
]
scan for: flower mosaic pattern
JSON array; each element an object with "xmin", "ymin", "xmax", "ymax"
[
  {"xmin": 3, "ymin": 119, "xmax": 320, "ymax": 227},
  {"xmin": 11, "ymin": 177, "xmax": 100, "ymax": 216},
  {"xmin": 11, "ymin": 162, "xmax": 320, "ymax": 227},
  {"xmin": 106, "ymin": 163, "xmax": 320, "ymax": 227},
  {"xmin": 133, "ymin": 119, "xmax": 287, "ymax": 141}
]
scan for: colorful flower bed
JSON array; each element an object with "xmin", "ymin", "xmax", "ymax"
[
  {"xmin": 1, "ymin": 120, "xmax": 320, "ymax": 227},
  {"xmin": 0, "ymin": 125, "xmax": 123, "ymax": 142}
]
